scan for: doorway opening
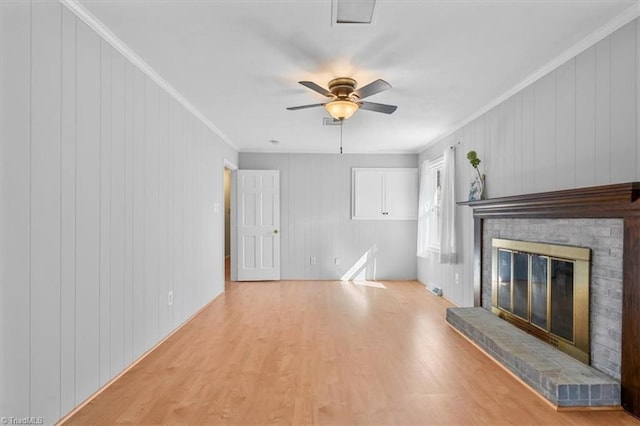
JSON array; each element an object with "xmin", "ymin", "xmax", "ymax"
[
  {"xmin": 224, "ymin": 167, "xmax": 231, "ymax": 281},
  {"xmin": 223, "ymin": 160, "xmax": 237, "ymax": 283}
]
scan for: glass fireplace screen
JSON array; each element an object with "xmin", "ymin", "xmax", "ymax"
[{"xmin": 491, "ymin": 239, "xmax": 591, "ymax": 364}]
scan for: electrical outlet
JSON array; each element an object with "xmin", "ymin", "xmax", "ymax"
[
  {"xmin": 310, "ymin": 257, "xmax": 317, "ymax": 265},
  {"xmin": 168, "ymin": 290, "xmax": 174, "ymax": 306},
  {"xmin": 334, "ymin": 257, "xmax": 341, "ymax": 265},
  {"xmin": 455, "ymin": 273, "xmax": 460, "ymax": 285}
]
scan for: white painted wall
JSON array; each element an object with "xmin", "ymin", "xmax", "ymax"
[
  {"xmin": 418, "ymin": 19, "xmax": 639, "ymax": 307},
  {"xmin": 239, "ymin": 153, "xmax": 418, "ymax": 280},
  {"xmin": 0, "ymin": 1, "xmax": 238, "ymax": 423}
]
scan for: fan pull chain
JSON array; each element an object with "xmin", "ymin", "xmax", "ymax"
[{"xmin": 340, "ymin": 120, "xmax": 343, "ymax": 154}]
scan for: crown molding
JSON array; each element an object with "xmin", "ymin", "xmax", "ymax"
[
  {"xmin": 239, "ymin": 149, "xmax": 418, "ymax": 155},
  {"xmin": 59, "ymin": 0, "xmax": 239, "ymax": 152},
  {"xmin": 419, "ymin": 2, "xmax": 640, "ymax": 154}
]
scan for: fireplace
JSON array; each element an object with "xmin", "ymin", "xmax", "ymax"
[
  {"xmin": 459, "ymin": 182, "xmax": 640, "ymax": 416},
  {"xmin": 491, "ymin": 238, "xmax": 590, "ymax": 364}
]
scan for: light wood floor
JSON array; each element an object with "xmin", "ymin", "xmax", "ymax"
[{"xmin": 64, "ymin": 278, "xmax": 639, "ymax": 425}]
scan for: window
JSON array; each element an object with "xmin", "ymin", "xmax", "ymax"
[
  {"xmin": 417, "ymin": 156, "xmax": 443, "ymax": 257},
  {"xmin": 428, "ymin": 157, "xmax": 444, "ymax": 251}
]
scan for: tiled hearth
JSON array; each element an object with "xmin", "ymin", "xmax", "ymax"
[{"xmin": 447, "ymin": 307, "xmax": 620, "ymax": 407}]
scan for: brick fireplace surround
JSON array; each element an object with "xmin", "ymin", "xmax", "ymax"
[{"xmin": 460, "ymin": 182, "xmax": 640, "ymax": 417}]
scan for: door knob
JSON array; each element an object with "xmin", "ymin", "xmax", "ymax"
[{"xmin": 274, "ymin": 229, "xmax": 279, "ymax": 234}]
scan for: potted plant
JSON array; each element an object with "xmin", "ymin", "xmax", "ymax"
[{"xmin": 467, "ymin": 150, "xmax": 484, "ymax": 201}]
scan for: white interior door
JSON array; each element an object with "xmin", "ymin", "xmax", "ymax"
[{"xmin": 236, "ymin": 170, "xmax": 280, "ymax": 281}]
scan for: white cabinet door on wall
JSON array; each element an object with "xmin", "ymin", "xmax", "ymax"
[
  {"xmin": 385, "ymin": 169, "xmax": 419, "ymax": 218},
  {"xmin": 352, "ymin": 169, "xmax": 384, "ymax": 218},
  {"xmin": 352, "ymin": 168, "xmax": 418, "ymax": 220}
]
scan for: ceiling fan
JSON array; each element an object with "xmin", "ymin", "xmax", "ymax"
[{"xmin": 286, "ymin": 77, "xmax": 397, "ymax": 120}]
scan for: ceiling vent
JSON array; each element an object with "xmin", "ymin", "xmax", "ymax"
[
  {"xmin": 332, "ymin": 0, "xmax": 377, "ymax": 26},
  {"xmin": 323, "ymin": 117, "xmax": 342, "ymax": 126}
]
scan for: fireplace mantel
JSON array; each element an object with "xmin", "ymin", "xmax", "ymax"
[
  {"xmin": 458, "ymin": 182, "xmax": 640, "ymax": 417},
  {"xmin": 458, "ymin": 182, "xmax": 640, "ymax": 217}
]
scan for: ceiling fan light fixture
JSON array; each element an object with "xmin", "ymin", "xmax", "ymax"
[{"xmin": 325, "ymin": 99, "xmax": 359, "ymax": 120}]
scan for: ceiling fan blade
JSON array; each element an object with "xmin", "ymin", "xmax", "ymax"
[
  {"xmin": 354, "ymin": 79, "xmax": 391, "ymax": 100},
  {"xmin": 359, "ymin": 101, "xmax": 397, "ymax": 114},
  {"xmin": 298, "ymin": 81, "xmax": 333, "ymax": 97},
  {"xmin": 286, "ymin": 103, "xmax": 326, "ymax": 111}
]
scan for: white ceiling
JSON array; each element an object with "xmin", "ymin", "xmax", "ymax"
[{"xmin": 77, "ymin": 0, "xmax": 638, "ymax": 154}]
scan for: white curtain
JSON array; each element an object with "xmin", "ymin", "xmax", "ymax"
[
  {"xmin": 439, "ymin": 148, "xmax": 457, "ymax": 263},
  {"xmin": 416, "ymin": 160, "xmax": 435, "ymax": 258}
]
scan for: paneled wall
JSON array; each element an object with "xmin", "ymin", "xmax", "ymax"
[
  {"xmin": 0, "ymin": 1, "xmax": 237, "ymax": 423},
  {"xmin": 239, "ymin": 153, "xmax": 418, "ymax": 280},
  {"xmin": 418, "ymin": 19, "xmax": 639, "ymax": 307}
]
